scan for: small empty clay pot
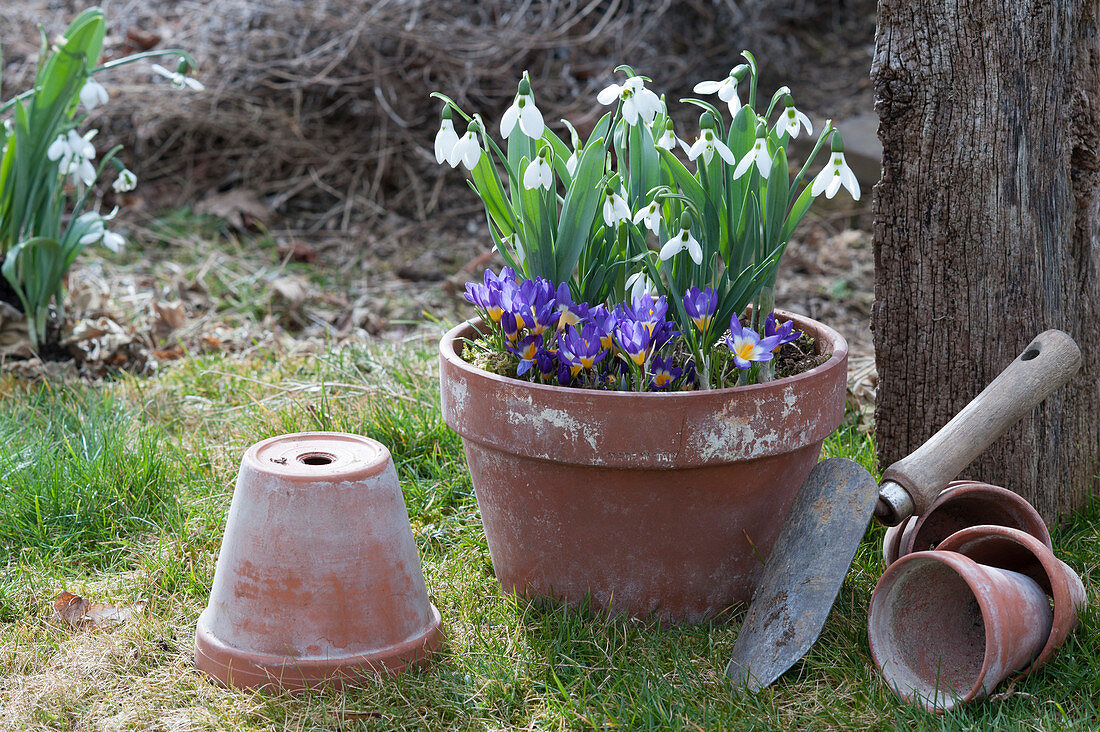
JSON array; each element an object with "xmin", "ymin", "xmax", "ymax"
[
  {"xmin": 195, "ymin": 432, "xmax": 443, "ymax": 690},
  {"xmin": 881, "ymin": 481, "xmax": 1052, "ymax": 566},
  {"xmin": 868, "ymin": 551, "xmax": 1053, "ymax": 712},
  {"xmin": 937, "ymin": 524, "xmax": 1086, "ymax": 673}
]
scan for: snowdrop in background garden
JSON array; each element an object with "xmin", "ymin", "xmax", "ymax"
[
  {"xmin": 0, "ymin": 7, "xmax": 201, "ymax": 349},
  {"xmin": 431, "ymin": 53, "xmax": 860, "ymax": 391}
]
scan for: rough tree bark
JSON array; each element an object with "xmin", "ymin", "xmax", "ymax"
[{"xmin": 871, "ymin": 0, "xmax": 1100, "ymax": 525}]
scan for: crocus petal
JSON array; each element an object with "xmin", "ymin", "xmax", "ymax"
[
  {"xmin": 597, "ymin": 83, "xmax": 622, "ymax": 105},
  {"xmin": 500, "ymin": 103, "xmax": 520, "ymax": 139},
  {"xmin": 519, "ymin": 102, "xmax": 544, "ymax": 138}
]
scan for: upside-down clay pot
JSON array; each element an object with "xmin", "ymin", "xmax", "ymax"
[
  {"xmin": 881, "ymin": 481, "xmax": 1052, "ymax": 566},
  {"xmin": 936, "ymin": 524, "xmax": 1086, "ymax": 673},
  {"xmin": 868, "ymin": 551, "xmax": 1053, "ymax": 712},
  {"xmin": 439, "ymin": 311, "xmax": 847, "ymax": 623},
  {"xmin": 195, "ymin": 432, "xmax": 443, "ymax": 690}
]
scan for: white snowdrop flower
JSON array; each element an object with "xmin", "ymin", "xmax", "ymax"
[
  {"xmin": 655, "ymin": 121, "xmax": 687, "ymax": 153},
  {"xmin": 602, "ymin": 191, "xmax": 631, "ymax": 227},
  {"xmin": 113, "ymin": 169, "xmax": 138, "ymax": 192},
  {"xmin": 523, "ymin": 155, "xmax": 553, "ymax": 191},
  {"xmin": 597, "ymin": 75, "xmax": 662, "ymax": 126},
  {"xmin": 693, "ymin": 65, "xmax": 746, "ymax": 115},
  {"xmin": 79, "ymin": 78, "xmax": 109, "ymax": 110},
  {"xmin": 447, "ymin": 125, "xmax": 482, "ymax": 170},
  {"xmin": 632, "ymin": 200, "xmax": 662, "ymax": 235},
  {"xmin": 151, "ymin": 63, "xmax": 204, "ymax": 91},
  {"xmin": 811, "ymin": 151, "xmax": 861, "ymax": 200},
  {"xmin": 733, "ymin": 133, "xmax": 772, "ymax": 180},
  {"xmin": 687, "ymin": 127, "xmax": 735, "ymax": 165},
  {"xmin": 776, "ymin": 96, "xmax": 813, "ymax": 139},
  {"xmin": 78, "ymin": 215, "xmax": 105, "ymax": 246},
  {"xmin": 434, "ymin": 111, "xmax": 460, "ymax": 165},
  {"xmin": 659, "ymin": 218, "xmax": 702, "ymax": 265},
  {"xmin": 625, "ymin": 270, "xmax": 654, "ymax": 301},
  {"xmin": 101, "ymin": 229, "xmax": 126, "ymax": 252},
  {"xmin": 48, "ymin": 129, "xmax": 98, "ymax": 186},
  {"xmin": 500, "ymin": 78, "xmax": 544, "ymax": 140}
]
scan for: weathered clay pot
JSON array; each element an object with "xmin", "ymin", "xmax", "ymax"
[
  {"xmin": 439, "ymin": 311, "xmax": 847, "ymax": 623},
  {"xmin": 868, "ymin": 551, "xmax": 1053, "ymax": 712},
  {"xmin": 881, "ymin": 481, "xmax": 1052, "ymax": 566},
  {"xmin": 937, "ymin": 524, "xmax": 1086, "ymax": 673},
  {"xmin": 195, "ymin": 432, "xmax": 443, "ymax": 690}
]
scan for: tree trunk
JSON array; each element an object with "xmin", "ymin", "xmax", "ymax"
[{"xmin": 871, "ymin": 0, "xmax": 1100, "ymax": 525}]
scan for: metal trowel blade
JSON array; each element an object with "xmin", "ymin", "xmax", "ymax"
[{"xmin": 726, "ymin": 457, "xmax": 880, "ymax": 691}]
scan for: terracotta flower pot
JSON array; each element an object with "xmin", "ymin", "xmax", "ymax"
[
  {"xmin": 195, "ymin": 432, "xmax": 443, "ymax": 690},
  {"xmin": 868, "ymin": 551, "xmax": 1053, "ymax": 712},
  {"xmin": 881, "ymin": 481, "xmax": 1052, "ymax": 566},
  {"xmin": 439, "ymin": 310, "xmax": 847, "ymax": 623},
  {"xmin": 936, "ymin": 524, "xmax": 1086, "ymax": 673}
]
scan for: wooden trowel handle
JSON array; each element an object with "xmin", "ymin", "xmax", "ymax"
[{"xmin": 876, "ymin": 329, "xmax": 1081, "ymax": 524}]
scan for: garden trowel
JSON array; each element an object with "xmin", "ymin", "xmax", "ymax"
[{"xmin": 726, "ymin": 329, "xmax": 1082, "ymax": 691}]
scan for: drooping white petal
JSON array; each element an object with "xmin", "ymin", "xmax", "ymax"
[
  {"xmin": 597, "ymin": 83, "xmax": 623, "ymax": 105},
  {"xmin": 632, "ymin": 202, "xmax": 661, "ymax": 235},
  {"xmin": 693, "ymin": 79, "xmax": 723, "ymax": 94},
  {"xmin": 565, "ymin": 153, "xmax": 578, "ymax": 177},
  {"xmin": 518, "ymin": 99, "xmax": 544, "ymax": 138},
  {"xmin": 841, "ymin": 163, "xmax": 861, "ymax": 201},
  {"xmin": 101, "ymin": 230, "xmax": 125, "ymax": 252},
  {"xmin": 80, "ymin": 79, "xmax": 109, "ymax": 110},
  {"xmin": 716, "ymin": 78, "xmax": 739, "ymax": 103},
  {"xmin": 685, "ymin": 233, "xmax": 702, "ymax": 265},
  {"xmin": 687, "ymin": 136, "xmax": 709, "ymax": 161},
  {"xmin": 659, "ymin": 236, "xmax": 684, "ymax": 261},
  {"xmin": 184, "ymin": 76, "xmax": 204, "ymax": 91},
  {"xmin": 434, "ymin": 119, "xmax": 459, "ymax": 164},
  {"xmin": 74, "ymin": 158, "xmax": 97, "ymax": 186},
  {"xmin": 500, "ymin": 103, "xmax": 520, "ymax": 139},
  {"xmin": 47, "ymin": 135, "xmax": 69, "ymax": 162},
  {"xmin": 755, "ymin": 143, "xmax": 773, "ymax": 178},
  {"xmin": 602, "ymin": 193, "xmax": 631, "ymax": 227},
  {"xmin": 825, "ymin": 172, "xmax": 843, "ymax": 199},
  {"xmin": 633, "ymin": 87, "xmax": 662, "ymax": 125},
  {"xmin": 713, "ymin": 138, "xmax": 736, "ymax": 165},
  {"xmin": 620, "ymin": 98, "xmax": 640, "ymax": 126},
  {"xmin": 733, "ymin": 147, "xmax": 756, "ymax": 179},
  {"xmin": 811, "ymin": 167, "xmax": 830, "ymax": 197},
  {"xmin": 523, "ymin": 157, "xmax": 552, "ymax": 190},
  {"xmin": 626, "ymin": 271, "xmax": 653, "ymax": 300}
]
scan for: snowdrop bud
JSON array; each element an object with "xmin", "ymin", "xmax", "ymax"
[{"xmin": 831, "ymin": 129, "xmax": 846, "ymax": 153}]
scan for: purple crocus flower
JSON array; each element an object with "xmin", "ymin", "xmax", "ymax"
[
  {"xmin": 553, "ymin": 282, "xmax": 590, "ymax": 330},
  {"xmin": 683, "ymin": 286, "xmax": 718, "ymax": 333},
  {"xmin": 616, "ymin": 319, "xmax": 653, "ymax": 366},
  {"xmin": 501, "ymin": 310, "xmax": 521, "ymax": 343},
  {"xmin": 764, "ymin": 312, "xmax": 802, "ymax": 349},
  {"xmin": 464, "ymin": 280, "xmax": 504, "ymax": 323},
  {"xmin": 651, "ymin": 319, "xmax": 680, "ymax": 350},
  {"xmin": 558, "ymin": 323, "xmax": 609, "ymax": 375},
  {"xmin": 648, "ymin": 355, "xmax": 682, "ymax": 390},
  {"xmin": 589, "ymin": 305, "xmax": 618, "ymax": 350},
  {"xmin": 535, "ymin": 346, "xmax": 557, "ymax": 378},
  {"xmin": 725, "ymin": 314, "xmax": 782, "ymax": 369},
  {"xmin": 508, "ymin": 333, "xmax": 544, "ymax": 376},
  {"xmin": 624, "ymin": 294, "xmax": 669, "ymax": 334}
]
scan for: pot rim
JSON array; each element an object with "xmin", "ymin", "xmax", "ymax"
[{"xmin": 439, "ymin": 308, "xmax": 848, "ymax": 401}]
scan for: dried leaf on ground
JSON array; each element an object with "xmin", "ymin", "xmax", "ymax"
[
  {"xmin": 51, "ymin": 591, "xmax": 146, "ymax": 628},
  {"xmin": 151, "ymin": 300, "xmax": 188, "ymax": 338},
  {"xmin": 195, "ymin": 189, "xmax": 270, "ymax": 231},
  {"xmin": 0, "ymin": 302, "xmax": 33, "ymax": 359}
]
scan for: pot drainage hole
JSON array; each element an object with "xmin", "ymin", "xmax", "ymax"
[{"xmin": 298, "ymin": 452, "xmax": 336, "ymax": 466}]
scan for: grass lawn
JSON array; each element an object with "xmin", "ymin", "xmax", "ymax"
[{"xmin": 1, "ymin": 333, "xmax": 1097, "ymax": 730}]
